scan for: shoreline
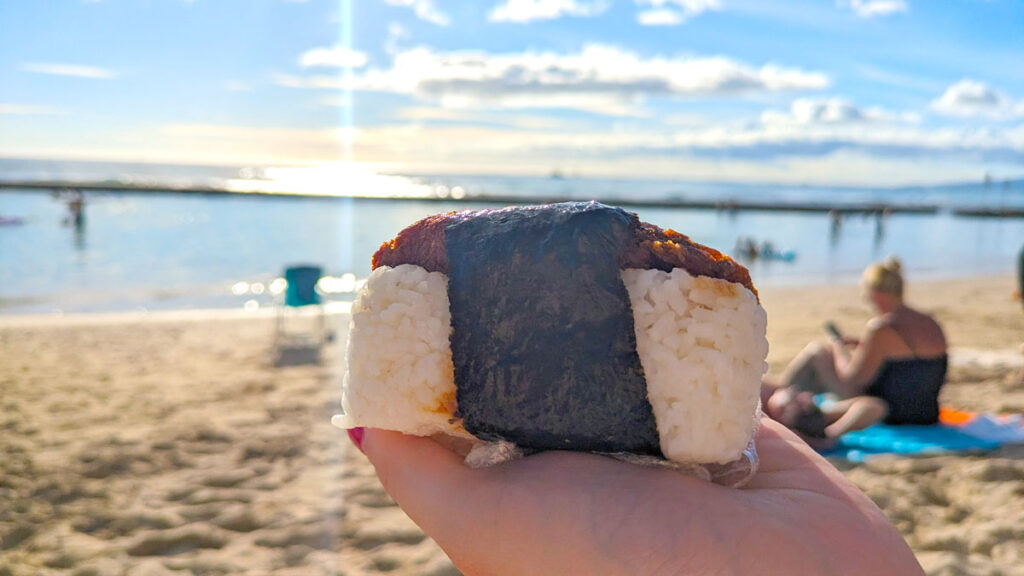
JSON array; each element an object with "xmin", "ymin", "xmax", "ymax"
[
  {"xmin": 3, "ymin": 274, "xmax": 1020, "ymax": 371},
  {"xmin": 0, "ymin": 301, "xmax": 353, "ymax": 328},
  {"xmin": 2, "ymin": 271, "xmax": 1019, "ymax": 321}
]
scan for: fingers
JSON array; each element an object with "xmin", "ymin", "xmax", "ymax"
[
  {"xmin": 359, "ymin": 429, "xmax": 487, "ymax": 552},
  {"xmin": 750, "ymin": 418, "xmax": 867, "ymax": 506},
  {"xmin": 756, "ymin": 417, "xmax": 815, "ymax": 459},
  {"xmin": 748, "ymin": 418, "xmax": 832, "ymax": 480}
]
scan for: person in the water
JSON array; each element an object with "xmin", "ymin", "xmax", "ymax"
[
  {"xmin": 1017, "ymin": 243, "xmax": 1023, "ymax": 310},
  {"xmin": 68, "ymin": 190, "xmax": 85, "ymax": 228},
  {"xmin": 763, "ymin": 257, "xmax": 948, "ymax": 444}
]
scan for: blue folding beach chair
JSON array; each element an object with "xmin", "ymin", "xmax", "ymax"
[{"xmin": 274, "ymin": 265, "xmax": 327, "ymax": 356}]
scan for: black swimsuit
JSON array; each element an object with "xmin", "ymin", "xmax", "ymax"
[{"xmin": 864, "ymin": 326, "xmax": 947, "ymax": 425}]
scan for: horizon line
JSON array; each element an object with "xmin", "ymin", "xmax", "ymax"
[{"xmin": 0, "ymin": 153, "xmax": 1022, "ymax": 193}]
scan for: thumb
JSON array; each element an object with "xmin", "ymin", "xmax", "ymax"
[{"xmin": 359, "ymin": 429, "xmax": 491, "ymax": 557}]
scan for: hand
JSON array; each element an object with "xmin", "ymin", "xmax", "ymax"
[
  {"xmin": 830, "ymin": 336, "xmax": 852, "ymax": 362},
  {"xmin": 356, "ymin": 419, "xmax": 923, "ymax": 576},
  {"xmin": 840, "ymin": 336, "xmax": 860, "ymax": 347}
]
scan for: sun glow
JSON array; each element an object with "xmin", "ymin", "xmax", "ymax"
[{"xmin": 223, "ymin": 163, "xmax": 435, "ymax": 198}]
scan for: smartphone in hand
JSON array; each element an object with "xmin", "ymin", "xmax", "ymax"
[{"xmin": 824, "ymin": 321, "xmax": 843, "ymax": 341}]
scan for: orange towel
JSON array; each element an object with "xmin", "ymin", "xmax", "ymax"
[{"xmin": 939, "ymin": 407, "xmax": 976, "ymax": 426}]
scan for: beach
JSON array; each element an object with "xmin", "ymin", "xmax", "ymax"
[{"xmin": 1, "ymin": 274, "xmax": 1022, "ymax": 576}]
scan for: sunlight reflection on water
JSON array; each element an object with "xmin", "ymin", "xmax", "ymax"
[{"xmin": 224, "ymin": 164, "xmax": 437, "ymax": 199}]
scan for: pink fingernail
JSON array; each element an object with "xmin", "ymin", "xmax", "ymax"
[{"xmin": 347, "ymin": 427, "xmax": 365, "ymax": 453}]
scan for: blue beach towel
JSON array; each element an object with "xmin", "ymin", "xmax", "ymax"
[{"xmin": 824, "ymin": 425, "xmax": 1003, "ymax": 462}]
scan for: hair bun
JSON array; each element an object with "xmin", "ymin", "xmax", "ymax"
[{"xmin": 883, "ymin": 256, "xmax": 902, "ymax": 274}]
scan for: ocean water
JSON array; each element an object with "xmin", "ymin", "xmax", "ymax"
[{"xmin": 1, "ymin": 160, "xmax": 1022, "ymax": 315}]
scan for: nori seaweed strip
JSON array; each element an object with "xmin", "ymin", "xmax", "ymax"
[{"xmin": 446, "ymin": 202, "xmax": 662, "ymax": 455}]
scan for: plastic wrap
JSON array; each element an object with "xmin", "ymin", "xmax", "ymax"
[{"xmin": 462, "ymin": 403, "xmax": 762, "ymax": 488}]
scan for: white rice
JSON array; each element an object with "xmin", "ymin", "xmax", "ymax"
[
  {"xmin": 335, "ymin": 264, "xmax": 768, "ymax": 464},
  {"xmin": 622, "ymin": 268, "xmax": 767, "ymax": 464},
  {"xmin": 331, "ymin": 264, "xmax": 468, "ymax": 438}
]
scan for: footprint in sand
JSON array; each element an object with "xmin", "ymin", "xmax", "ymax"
[
  {"xmin": 73, "ymin": 508, "xmax": 183, "ymax": 539},
  {"xmin": 348, "ymin": 508, "xmax": 428, "ymax": 551},
  {"xmin": 254, "ymin": 524, "xmax": 338, "ymax": 551},
  {"xmin": 125, "ymin": 524, "xmax": 229, "ymax": 556},
  {"xmin": 969, "ymin": 460, "xmax": 1024, "ymax": 482},
  {"xmin": 209, "ymin": 503, "xmax": 270, "ymax": 533},
  {"xmin": 182, "ymin": 488, "xmax": 253, "ymax": 506}
]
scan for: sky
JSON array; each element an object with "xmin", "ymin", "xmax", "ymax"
[{"xmin": 0, "ymin": 0, "xmax": 1022, "ymax": 186}]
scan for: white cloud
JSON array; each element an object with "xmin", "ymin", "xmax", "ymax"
[
  {"xmin": 0, "ymin": 103, "xmax": 62, "ymax": 115},
  {"xmin": 299, "ymin": 45, "xmax": 368, "ymax": 68},
  {"xmin": 338, "ymin": 119, "xmax": 1024, "ymax": 184},
  {"xmin": 276, "ymin": 44, "xmax": 829, "ymax": 115},
  {"xmin": 636, "ymin": 0, "xmax": 721, "ymax": 26},
  {"xmin": 931, "ymin": 79, "xmax": 1024, "ymax": 119},
  {"xmin": 8, "ymin": 118, "xmax": 1017, "ymax": 186},
  {"xmin": 273, "ymin": 73, "xmax": 345, "ymax": 90},
  {"xmin": 340, "ymin": 94, "xmax": 1024, "ymax": 173},
  {"xmin": 317, "ymin": 95, "xmax": 353, "ymax": 107},
  {"xmin": 395, "ymin": 106, "xmax": 583, "ymax": 130},
  {"xmin": 660, "ymin": 111, "xmax": 1022, "ymax": 164},
  {"xmin": 669, "ymin": 122, "xmax": 1020, "ymax": 160},
  {"xmin": 837, "ymin": 0, "xmax": 907, "ymax": 18},
  {"xmin": 759, "ymin": 97, "xmax": 916, "ymax": 126},
  {"xmin": 384, "ymin": 0, "xmax": 450, "ymax": 26},
  {"xmin": 488, "ymin": 0, "xmax": 609, "ymax": 23},
  {"xmin": 157, "ymin": 123, "xmax": 348, "ymax": 163},
  {"xmin": 787, "ymin": 98, "xmax": 867, "ymax": 123},
  {"xmin": 385, "ymin": 22, "xmax": 410, "ymax": 54},
  {"xmin": 5, "ymin": 115, "xmax": 1018, "ymax": 186},
  {"xmin": 856, "ymin": 65, "xmax": 944, "ymax": 93},
  {"xmin": 223, "ymin": 80, "xmax": 250, "ymax": 92},
  {"xmin": 446, "ymin": 93, "xmax": 648, "ymax": 117},
  {"xmin": 636, "ymin": 9, "xmax": 685, "ymax": 25},
  {"xmin": 20, "ymin": 62, "xmax": 117, "ymax": 79}
]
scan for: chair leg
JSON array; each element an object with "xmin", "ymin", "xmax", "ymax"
[
  {"xmin": 274, "ymin": 306, "xmax": 285, "ymax": 350},
  {"xmin": 319, "ymin": 305, "xmax": 327, "ymax": 345}
]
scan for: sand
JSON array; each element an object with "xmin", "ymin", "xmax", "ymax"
[{"xmin": 1, "ymin": 274, "xmax": 1022, "ymax": 576}]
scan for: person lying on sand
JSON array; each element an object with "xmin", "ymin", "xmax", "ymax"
[{"xmin": 762, "ymin": 257, "xmax": 948, "ymax": 447}]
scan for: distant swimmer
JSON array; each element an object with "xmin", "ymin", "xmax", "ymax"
[
  {"xmin": 734, "ymin": 236, "xmax": 796, "ymax": 262},
  {"xmin": 1018, "ymin": 244, "xmax": 1023, "ymax": 310},
  {"xmin": 64, "ymin": 190, "xmax": 85, "ymax": 228},
  {"xmin": 734, "ymin": 236, "xmax": 759, "ymax": 260}
]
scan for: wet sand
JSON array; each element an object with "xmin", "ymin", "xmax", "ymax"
[{"xmin": 1, "ymin": 274, "xmax": 1022, "ymax": 575}]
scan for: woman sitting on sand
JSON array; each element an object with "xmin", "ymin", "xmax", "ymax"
[{"xmin": 763, "ymin": 257, "xmax": 948, "ymax": 445}]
